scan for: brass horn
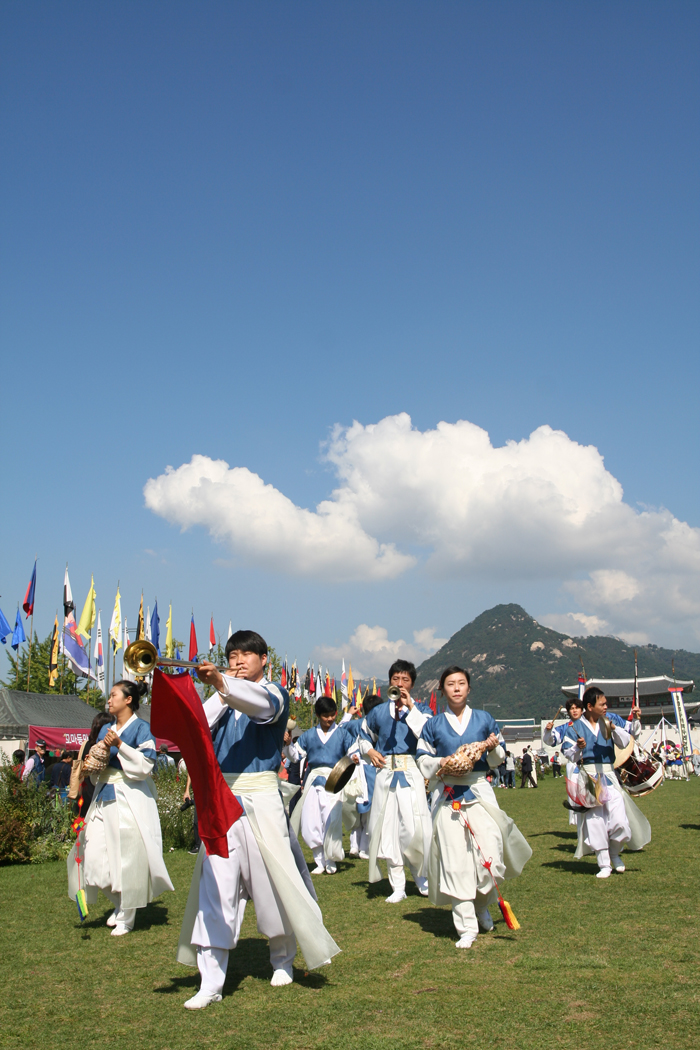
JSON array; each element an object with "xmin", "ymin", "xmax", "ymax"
[
  {"xmin": 123, "ymin": 639, "xmax": 222, "ymax": 677},
  {"xmin": 387, "ymin": 685, "xmax": 402, "ymax": 701}
]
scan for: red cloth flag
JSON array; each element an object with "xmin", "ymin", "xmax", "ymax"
[
  {"xmin": 150, "ymin": 669, "xmax": 242, "ymax": 856},
  {"xmin": 324, "ymin": 672, "xmax": 332, "ymax": 698},
  {"xmin": 309, "ymin": 666, "xmax": 316, "ymax": 695},
  {"xmin": 280, "ymin": 664, "xmax": 287, "ymax": 689},
  {"xmin": 429, "ymin": 690, "xmax": 437, "ymax": 714},
  {"xmin": 23, "ymin": 561, "xmax": 37, "ymax": 617},
  {"xmin": 189, "ymin": 615, "xmax": 198, "ymax": 662},
  {"xmin": 209, "ymin": 617, "xmax": 216, "ymax": 652}
]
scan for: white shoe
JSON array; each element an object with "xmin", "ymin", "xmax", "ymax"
[
  {"xmin": 270, "ymin": 967, "xmax": 293, "ymax": 987},
  {"xmin": 106, "ymin": 911, "xmax": 118, "ymax": 928},
  {"xmin": 610, "ymin": 855, "xmax": 626, "ymax": 873},
  {"xmin": 325, "ymin": 863, "xmax": 337, "ymax": 874},
  {"xmin": 476, "ymin": 907, "xmax": 494, "ymax": 932},
  {"xmin": 358, "ymin": 851, "xmax": 369, "ymax": 860},
  {"xmin": 184, "ymin": 991, "xmax": 222, "ymax": 1010},
  {"xmin": 596, "ymin": 867, "xmax": 612, "ymax": 879},
  {"xmin": 385, "ymin": 890, "xmax": 407, "ymax": 904},
  {"xmin": 455, "ymin": 934, "xmax": 477, "ymax": 949},
  {"xmin": 111, "ymin": 923, "xmax": 132, "ymax": 936},
  {"xmin": 349, "ymin": 849, "xmax": 360, "ymax": 857},
  {"xmin": 415, "ymin": 876, "xmax": 429, "ymax": 897},
  {"xmin": 310, "ymin": 865, "xmax": 325, "ymax": 875}
]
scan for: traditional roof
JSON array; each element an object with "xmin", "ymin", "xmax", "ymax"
[
  {"xmin": 561, "ymin": 675, "xmax": 694, "ymax": 699},
  {"xmin": 0, "ymin": 688, "xmax": 97, "ymax": 739}
]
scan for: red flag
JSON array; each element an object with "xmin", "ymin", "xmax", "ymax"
[
  {"xmin": 23, "ymin": 561, "xmax": 37, "ymax": 617},
  {"xmin": 429, "ymin": 690, "xmax": 437, "ymax": 714},
  {"xmin": 324, "ymin": 672, "xmax": 332, "ymax": 698},
  {"xmin": 150, "ymin": 669, "xmax": 242, "ymax": 856},
  {"xmin": 209, "ymin": 617, "xmax": 216, "ymax": 652},
  {"xmin": 280, "ymin": 665, "xmax": 287, "ymax": 689},
  {"xmin": 189, "ymin": 615, "xmax": 198, "ymax": 662},
  {"xmin": 376, "ymin": 686, "xmax": 381, "ymax": 698},
  {"xmin": 309, "ymin": 666, "xmax": 316, "ymax": 695}
]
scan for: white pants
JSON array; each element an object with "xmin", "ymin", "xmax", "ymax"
[
  {"xmin": 452, "ymin": 900, "xmax": 478, "ymax": 940},
  {"xmin": 580, "ymin": 785, "xmax": 630, "ymax": 861},
  {"xmin": 350, "ymin": 813, "xmax": 369, "ymax": 855},
  {"xmin": 300, "ymin": 782, "xmax": 343, "ymax": 861},
  {"xmin": 191, "ymin": 812, "xmax": 297, "ymax": 987},
  {"xmin": 103, "ymin": 889, "xmax": 136, "ymax": 930},
  {"xmin": 83, "ymin": 799, "xmax": 150, "ymax": 913}
]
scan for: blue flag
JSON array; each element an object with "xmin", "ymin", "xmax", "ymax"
[
  {"xmin": 61, "ymin": 625, "xmax": 94, "ymax": 679},
  {"xmin": 150, "ymin": 601, "xmax": 160, "ymax": 654},
  {"xmin": 11, "ymin": 609, "xmax": 26, "ymax": 651},
  {"xmin": 0, "ymin": 606, "xmax": 11, "ymax": 644}
]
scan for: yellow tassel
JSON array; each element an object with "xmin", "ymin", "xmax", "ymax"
[{"xmin": 498, "ymin": 897, "xmax": 520, "ymax": 930}]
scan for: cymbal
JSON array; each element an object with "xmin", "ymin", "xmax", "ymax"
[{"xmin": 324, "ymin": 755, "xmax": 356, "ymax": 794}]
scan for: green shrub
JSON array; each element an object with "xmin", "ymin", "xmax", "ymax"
[
  {"xmin": 153, "ymin": 764, "xmax": 194, "ymax": 851},
  {"xmin": 0, "ymin": 763, "xmax": 75, "ymax": 864}
]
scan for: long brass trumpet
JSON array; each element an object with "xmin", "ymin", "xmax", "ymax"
[{"xmin": 123, "ymin": 639, "xmax": 225, "ymax": 678}]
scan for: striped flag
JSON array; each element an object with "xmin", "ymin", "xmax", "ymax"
[
  {"xmin": 48, "ymin": 616, "xmax": 60, "ymax": 688},
  {"xmin": 95, "ymin": 611, "xmax": 105, "ymax": 694},
  {"xmin": 209, "ymin": 617, "xmax": 216, "ymax": 654}
]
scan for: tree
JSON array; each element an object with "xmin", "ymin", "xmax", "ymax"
[{"xmin": 1, "ymin": 631, "xmax": 99, "ymax": 704}]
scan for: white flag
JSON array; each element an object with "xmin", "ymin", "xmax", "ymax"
[
  {"xmin": 145, "ymin": 605, "xmax": 152, "ymax": 642},
  {"xmin": 228, "ymin": 620, "xmax": 232, "ymax": 641},
  {"xmin": 122, "ymin": 617, "xmax": 134, "ymax": 681},
  {"xmin": 95, "ymin": 611, "xmax": 106, "ymax": 695},
  {"xmin": 315, "ymin": 665, "xmax": 323, "ymax": 701}
]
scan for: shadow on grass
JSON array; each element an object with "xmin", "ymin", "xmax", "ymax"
[
  {"xmin": 153, "ymin": 938, "xmax": 329, "ymax": 1000},
  {"xmin": 352, "ymin": 878, "xmax": 392, "ymax": 900},
  {"xmin": 402, "ymin": 908, "xmax": 454, "ymax": 940},
  {"xmin": 679, "ymin": 823, "xmax": 700, "ymax": 831},
  {"xmin": 74, "ymin": 901, "xmax": 170, "ymax": 933},
  {"xmin": 529, "ymin": 830, "xmax": 578, "ymax": 840}
]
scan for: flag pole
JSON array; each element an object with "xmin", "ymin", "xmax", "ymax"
[
  {"xmin": 87, "ymin": 633, "xmax": 92, "ymax": 705},
  {"xmin": 15, "ymin": 604, "xmax": 20, "ymax": 689},
  {"xmin": 25, "ymin": 554, "xmax": 37, "ymax": 691}
]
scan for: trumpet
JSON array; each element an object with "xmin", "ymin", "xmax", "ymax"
[
  {"xmin": 387, "ymin": 685, "xmax": 402, "ymax": 702},
  {"xmin": 123, "ymin": 639, "xmax": 226, "ymax": 678}
]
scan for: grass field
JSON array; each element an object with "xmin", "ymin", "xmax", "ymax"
[{"xmin": 1, "ymin": 777, "xmax": 699, "ymax": 1050}]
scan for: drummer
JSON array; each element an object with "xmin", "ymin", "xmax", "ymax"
[
  {"xmin": 289, "ymin": 696, "xmax": 357, "ymax": 874},
  {"xmin": 561, "ymin": 687, "xmax": 649, "ymax": 879}
]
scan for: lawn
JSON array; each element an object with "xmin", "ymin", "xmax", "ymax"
[{"xmin": 1, "ymin": 777, "xmax": 698, "ymax": 1050}]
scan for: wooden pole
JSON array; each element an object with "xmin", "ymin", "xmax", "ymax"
[{"xmin": 86, "ymin": 634, "xmax": 92, "ymax": 706}]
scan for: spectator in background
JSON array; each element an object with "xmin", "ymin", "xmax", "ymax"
[
  {"xmin": 497, "ymin": 755, "xmax": 507, "ymax": 788},
  {"xmin": 182, "ymin": 772, "xmax": 201, "ymax": 855},
  {"xmin": 12, "ymin": 750, "xmax": 25, "ymax": 776},
  {"xmin": 520, "ymin": 748, "xmax": 537, "ymax": 789},
  {"xmin": 50, "ymin": 750, "xmax": 73, "ymax": 801},
  {"xmin": 22, "ymin": 740, "xmax": 47, "ymax": 784},
  {"xmin": 156, "ymin": 744, "xmax": 175, "ymax": 772},
  {"xmin": 551, "ymin": 752, "xmax": 562, "ymax": 778},
  {"xmin": 505, "ymin": 751, "xmax": 515, "ymax": 788}
]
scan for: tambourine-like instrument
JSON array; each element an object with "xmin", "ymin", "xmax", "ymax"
[
  {"xmin": 614, "ymin": 744, "xmax": 664, "ymax": 797},
  {"xmin": 82, "ymin": 741, "xmax": 110, "ymax": 774},
  {"xmin": 324, "ymin": 756, "xmax": 356, "ymax": 794},
  {"xmin": 440, "ymin": 739, "xmax": 490, "ymax": 777}
]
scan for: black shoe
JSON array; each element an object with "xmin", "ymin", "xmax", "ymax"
[{"xmin": 188, "ymin": 848, "xmax": 199, "ymax": 855}]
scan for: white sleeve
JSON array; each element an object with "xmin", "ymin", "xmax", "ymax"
[
  {"xmin": 202, "ymin": 694, "xmax": 229, "ymax": 728},
  {"xmin": 561, "ymin": 737, "xmax": 582, "ymax": 762},
  {"xmin": 543, "ymin": 728, "xmax": 557, "ymax": 747},
  {"xmin": 117, "ymin": 743, "xmax": 155, "ymax": 781},
  {"xmin": 611, "ymin": 724, "xmax": 631, "ymax": 748},
  {"xmin": 405, "ymin": 706, "xmax": 428, "ymax": 738},
  {"xmin": 487, "ymin": 744, "xmax": 506, "ymax": 768},
  {"xmin": 288, "ymin": 739, "xmax": 306, "ymax": 762},
  {"xmin": 415, "ymin": 752, "xmax": 441, "ymax": 778},
  {"xmin": 628, "ymin": 718, "xmax": 641, "ymax": 739},
  {"xmin": 339, "ymin": 711, "xmax": 352, "ymax": 725},
  {"xmin": 217, "ymin": 675, "xmax": 279, "ymax": 721},
  {"xmin": 21, "ymin": 757, "xmax": 35, "ymax": 781}
]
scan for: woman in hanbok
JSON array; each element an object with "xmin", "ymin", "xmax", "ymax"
[
  {"xmin": 415, "ymin": 666, "xmax": 531, "ymax": 948},
  {"xmin": 67, "ymin": 680, "xmax": 174, "ymax": 935}
]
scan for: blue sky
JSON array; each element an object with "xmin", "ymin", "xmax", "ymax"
[{"xmin": 2, "ymin": 1, "xmax": 699, "ymax": 681}]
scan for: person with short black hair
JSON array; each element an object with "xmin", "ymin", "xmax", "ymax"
[
  {"xmin": 289, "ymin": 696, "xmax": 356, "ymax": 874},
  {"xmin": 520, "ymin": 748, "xmax": 537, "ymax": 789},
  {"xmin": 22, "ymin": 740, "xmax": 47, "ymax": 784},
  {"xmin": 156, "ymin": 744, "xmax": 175, "ymax": 771},
  {"xmin": 178, "ymin": 629, "xmax": 340, "ymax": 1008},
  {"xmin": 50, "ymin": 750, "xmax": 73, "ymax": 800},
  {"xmin": 561, "ymin": 687, "xmax": 649, "ymax": 878},
  {"xmin": 360, "ymin": 659, "xmax": 433, "ymax": 902},
  {"xmin": 67, "ymin": 680, "xmax": 174, "ymax": 935},
  {"xmin": 346, "ymin": 693, "xmax": 382, "ymax": 858}
]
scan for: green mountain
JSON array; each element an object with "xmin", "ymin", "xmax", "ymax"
[{"xmin": 413, "ymin": 603, "xmax": 700, "ymax": 720}]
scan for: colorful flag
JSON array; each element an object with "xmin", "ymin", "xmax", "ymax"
[
  {"xmin": 109, "ymin": 587, "xmax": 122, "ymax": 652},
  {"xmin": 61, "ymin": 624, "xmax": 94, "ymax": 678},
  {"xmin": 150, "ymin": 601, "xmax": 160, "ymax": 653},
  {"xmin": 23, "ymin": 560, "xmax": 37, "ymax": 617},
  {"xmin": 209, "ymin": 617, "xmax": 216, "ymax": 654},
  {"xmin": 429, "ymin": 690, "xmax": 437, "ymax": 715},
  {"xmin": 189, "ymin": 615, "xmax": 198, "ymax": 663},
  {"xmin": 295, "ymin": 669, "xmax": 302, "ymax": 703},
  {"xmin": 63, "ymin": 567, "xmax": 75, "ymax": 620},
  {"xmin": 347, "ymin": 664, "xmax": 354, "ymax": 705},
  {"xmin": 48, "ymin": 616, "xmax": 60, "ymax": 687},
  {"xmin": 77, "ymin": 576, "xmax": 96, "ymax": 641},
  {"xmin": 165, "ymin": 604, "xmax": 173, "ymax": 658},
  {"xmin": 136, "ymin": 594, "xmax": 145, "ymax": 640},
  {"xmin": 309, "ymin": 664, "xmax": 315, "ymax": 697},
  {"xmin": 315, "ymin": 666, "xmax": 323, "ymax": 701},
  {"xmin": 94, "ymin": 611, "xmax": 105, "ymax": 694},
  {"xmin": 340, "ymin": 660, "xmax": 348, "ymax": 708},
  {"xmin": 0, "ymin": 605, "xmax": 11, "ymax": 645},
  {"xmin": 11, "ymin": 609, "xmax": 26, "ymax": 651},
  {"xmin": 280, "ymin": 654, "xmax": 287, "ymax": 689},
  {"xmin": 324, "ymin": 670, "xmax": 332, "ymax": 698}
]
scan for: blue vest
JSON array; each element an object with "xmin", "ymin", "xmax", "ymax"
[
  {"xmin": 361, "ymin": 700, "xmax": 433, "ymax": 756},
  {"xmin": 416, "ymin": 708, "xmax": 500, "ymax": 773},
  {"xmin": 95, "ymin": 716, "xmax": 157, "ymax": 803},
  {"xmin": 212, "ymin": 683, "xmax": 289, "ymax": 774},
  {"xmin": 570, "ymin": 717, "xmax": 616, "ymax": 765},
  {"xmin": 29, "ymin": 752, "xmax": 45, "ymax": 784},
  {"xmin": 297, "ymin": 723, "xmax": 353, "ymax": 774}
]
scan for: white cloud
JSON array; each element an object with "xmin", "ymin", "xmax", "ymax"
[
  {"xmin": 538, "ymin": 612, "xmax": 612, "ymax": 638},
  {"xmin": 313, "ymin": 624, "xmax": 449, "ymax": 680},
  {"xmin": 144, "ymin": 413, "xmax": 700, "ymax": 646}
]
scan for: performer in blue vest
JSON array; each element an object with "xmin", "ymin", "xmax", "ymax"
[
  {"xmin": 178, "ymin": 631, "xmax": 340, "ymax": 1009},
  {"xmin": 544, "ymin": 697, "xmax": 584, "ymax": 827},
  {"xmin": 359, "ymin": 660, "xmax": 433, "ymax": 902},
  {"xmin": 67, "ymin": 680, "xmax": 174, "ymax": 936},
  {"xmin": 289, "ymin": 696, "xmax": 356, "ymax": 874},
  {"xmin": 561, "ymin": 687, "xmax": 648, "ymax": 878},
  {"xmin": 415, "ymin": 666, "xmax": 531, "ymax": 948}
]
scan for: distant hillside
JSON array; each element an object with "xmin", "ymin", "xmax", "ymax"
[{"xmin": 413, "ymin": 603, "xmax": 700, "ymax": 720}]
